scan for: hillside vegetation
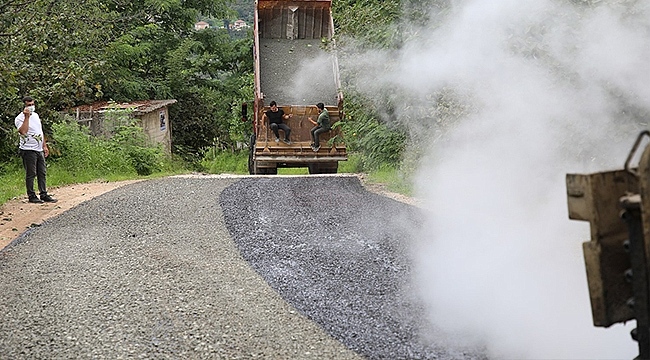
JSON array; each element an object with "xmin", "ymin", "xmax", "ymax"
[{"xmin": 0, "ymin": 0, "xmax": 422, "ymax": 205}]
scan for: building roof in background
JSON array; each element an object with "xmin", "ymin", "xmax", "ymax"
[
  {"xmin": 195, "ymin": 21, "xmax": 210, "ymax": 30},
  {"xmin": 68, "ymin": 100, "xmax": 177, "ymax": 116}
]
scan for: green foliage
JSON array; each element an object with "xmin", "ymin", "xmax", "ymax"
[
  {"xmin": 0, "ymin": 118, "xmax": 135, "ymax": 205},
  {"xmin": 338, "ymin": 92, "xmax": 408, "ymax": 171},
  {"xmin": 166, "ymin": 29, "xmax": 254, "ymax": 159},
  {"xmin": 0, "ymin": 0, "xmax": 249, "ymax": 169},
  {"xmin": 230, "ymin": 0, "xmax": 254, "ymax": 23},
  {"xmin": 332, "ymin": 0, "xmax": 402, "ymax": 49},
  {"xmin": 1, "ymin": 116, "xmax": 188, "ymax": 206},
  {"xmin": 0, "ymin": 0, "xmax": 425, "ymax": 200},
  {"xmin": 106, "ymin": 109, "xmax": 166, "ymax": 176},
  {"xmin": 100, "ymin": 24, "xmax": 172, "ymax": 101},
  {"xmin": 330, "ymin": 0, "xmax": 414, "ymax": 192},
  {"xmin": 338, "ymin": 153, "xmax": 362, "ymax": 173},
  {"xmin": 0, "ymin": 160, "xmax": 25, "ymax": 205},
  {"xmin": 367, "ymin": 164, "xmax": 413, "ymax": 196},
  {"xmin": 278, "ymin": 168, "xmax": 310, "ymax": 175},
  {"xmin": 331, "ymin": 0, "xmax": 455, "ymax": 195},
  {"xmin": 199, "ymin": 148, "xmax": 248, "ymax": 174},
  {"xmin": 113, "ymin": 126, "xmax": 164, "ymax": 176},
  {"xmin": 51, "ymin": 111, "xmax": 169, "ymax": 177},
  {"xmin": 333, "ymin": 0, "xmax": 450, "ymax": 49},
  {"xmin": 51, "ymin": 120, "xmax": 134, "ymax": 177},
  {"xmin": 0, "ymin": 0, "xmax": 112, "ymax": 161}
]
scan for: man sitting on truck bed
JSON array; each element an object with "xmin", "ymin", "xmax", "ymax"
[
  {"xmin": 308, "ymin": 102, "xmax": 330, "ymax": 152},
  {"xmin": 263, "ymin": 101, "xmax": 292, "ymax": 144}
]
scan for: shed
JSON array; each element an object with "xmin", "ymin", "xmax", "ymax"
[{"xmin": 66, "ymin": 100, "xmax": 177, "ymax": 154}]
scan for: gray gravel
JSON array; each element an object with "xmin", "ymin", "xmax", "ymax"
[
  {"xmin": 0, "ymin": 177, "xmax": 361, "ymax": 359},
  {"xmin": 219, "ymin": 176, "xmax": 486, "ymax": 360},
  {"xmin": 0, "ymin": 175, "xmax": 486, "ymax": 360},
  {"xmin": 259, "ymin": 38, "xmax": 339, "ymax": 106}
]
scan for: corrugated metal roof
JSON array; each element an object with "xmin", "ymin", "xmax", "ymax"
[{"xmin": 68, "ymin": 100, "xmax": 177, "ymax": 115}]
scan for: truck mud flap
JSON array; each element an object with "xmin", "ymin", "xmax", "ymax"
[{"xmin": 308, "ymin": 162, "xmax": 338, "ymax": 174}]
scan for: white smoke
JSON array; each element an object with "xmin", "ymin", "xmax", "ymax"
[{"xmin": 342, "ymin": 0, "xmax": 650, "ymax": 358}]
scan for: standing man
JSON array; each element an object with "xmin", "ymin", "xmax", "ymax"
[
  {"xmin": 15, "ymin": 96, "xmax": 57, "ymax": 204},
  {"xmin": 308, "ymin": 102, "xmax": 330, "ymax": 152},
  {"xmin": 263, "ymin": 101, "xmax": 292, "ymax": 144}
]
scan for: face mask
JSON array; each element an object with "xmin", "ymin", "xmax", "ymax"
[{"xmin": 27, "ymin": 105, "xmax": 35, "ymax": 113}]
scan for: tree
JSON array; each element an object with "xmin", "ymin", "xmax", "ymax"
[
  {"xmin": 0, "ymin": 0, "xmax": 113, "ymax": 162},
  {"xmin": 166, "ymin": 29, "xmax": 253, "ymax": 156},
  {"xmin": 0, "ymin": 0, "xmax": 250, "ymax": 165}
]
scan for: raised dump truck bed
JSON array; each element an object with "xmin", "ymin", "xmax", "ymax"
[{"xmin": 249, "ymin": 0, "xmax": 346, "ymax": 175}]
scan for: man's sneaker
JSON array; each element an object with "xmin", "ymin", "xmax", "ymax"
[
  {"xmin": 275, "ymin": 137, "xmax": 280, "ymax": 143},
  {"xmin": 313, "ymin": 145, "xmax": 320, "ymax": 152},
  {"xmin": 40, "ymin": 195, "xmax": 58, "ymax": 203},
  {"xmin": 283, "ymin": 138, "xmax": 291, "ymax": 145},
  {"xmin": 28, "ymin": 196, "xmax": 44, "ymax": 204}
]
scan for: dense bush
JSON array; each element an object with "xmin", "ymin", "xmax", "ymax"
[
  {"xmin": 337, "ymin": 92, "xmax": 407, "ymax": 170},
  {"xmin": 332, "ymin": 0, "xmax": 412, "ymax": 173},
  {"xmin": 50, "ymin": 121, "xmax": 123, "ymax": 175},
  {"xmin": 51, "ymin": 113, "xmax": 168, "ymax": 177}
]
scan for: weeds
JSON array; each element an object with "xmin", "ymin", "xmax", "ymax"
[{"xmin": 0, "ymin": 114, "xmax": 181, "ymax": 206}]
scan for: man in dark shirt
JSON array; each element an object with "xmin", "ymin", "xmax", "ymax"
[{"xmin": 263, "ymin": 101, "xmax": 292, "ymax": 144}]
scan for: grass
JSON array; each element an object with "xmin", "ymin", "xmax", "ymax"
[
  {"xmin": 0, "ymin": 167, "xmax": 188, "ymax": 207},
  {"xmin": 338, "ymin": 153, "xmax": 361, "ymax": 173},
  {"xmin": 1, "ymin": 150, "xmax": 414, "ymax": 207},
  {"xmin": 0, "ymin": 158, "xmax": 190, "ymax": 207},
  {"xmin": 0, "ymin": 172, "xmax": 25, "ymax": 206},
  {"xmin": 0, "ymin": 119, "xmax": 196, "ymax": 207},
  {"xmin": 200, "ymin": 150, "xmax": 361, "ymax": 176},
  {"xmin": 278, "ymin": 168, "xmax": 309, "ymax": 175},
  {"xmin": 365, "ymin": 164, "xmax": 413, "ymax": 196},
  {"xmin": 200, "ymin": 150, "xmax": 249, "ymax": 174}
]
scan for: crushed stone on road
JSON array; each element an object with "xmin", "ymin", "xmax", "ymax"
[
  {"xmin": 0, "ymin": 176, "xmax": 486, "ymax": 359},
  {"xmin": 220, "ymin": 176, "xmax": 486, "ymax": 360}
]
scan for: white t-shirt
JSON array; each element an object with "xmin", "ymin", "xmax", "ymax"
[{"xmin": 15, "ymin": 112, "xmax": 44, "ymax": 151}]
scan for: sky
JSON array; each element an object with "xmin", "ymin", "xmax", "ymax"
[{"xmin": 344, "ymin": 0, "xmax": 650, "ymax": 358}]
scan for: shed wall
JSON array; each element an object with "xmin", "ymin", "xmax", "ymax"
[{"xmin": 139, "ymin": 108, "xmax": 172, "ymax": 154}]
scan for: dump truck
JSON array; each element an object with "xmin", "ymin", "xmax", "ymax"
[
  {"xmin": 247, "ymin": 0, "xmax": 347, "ymax": 175},
  {"xmin": 566, "ymin": 131, "xmax": 650, "ymax": 358}
]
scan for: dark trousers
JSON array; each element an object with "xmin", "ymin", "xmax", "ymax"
[
  {"xmin": 20, "ymin": 150, "xmax": 48, "ymax": 198},
  {"xmin": 270, "ymin": 123, "xmax": 291, "ymax": 140},
  {"xmin": 311, "ymin": 126, "xmax": 329, "ymax": 145}
]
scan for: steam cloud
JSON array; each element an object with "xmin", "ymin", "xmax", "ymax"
[{"xmin": 341, "ymin": 0, "xmax": 650, "ymax": 358}]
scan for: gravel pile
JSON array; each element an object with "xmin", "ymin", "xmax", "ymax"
[
  {"xmin": 220, "ymin": 176, "xmax": 486, "ymax": 360},
  {"xmin": 0, "ymin": 176, "xmax": 486, "ymax": 359},
  {"xmin": 259, "ymin": 38, "xmax": 339, "ymax": 106},
  {"xmin": 0, "ymin": 177, "xmax": 361, "ymax": 359}
]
